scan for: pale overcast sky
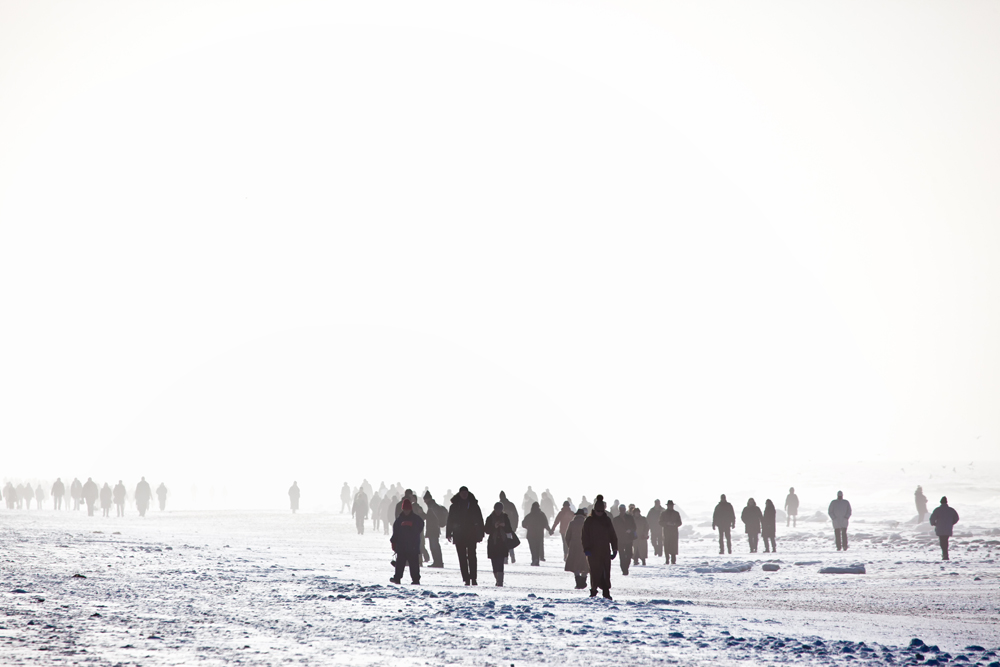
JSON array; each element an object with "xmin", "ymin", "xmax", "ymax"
[{"xmin": 1, "ymin": 1, "xmax": 997, "ymax": 499}]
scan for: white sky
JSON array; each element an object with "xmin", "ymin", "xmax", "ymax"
[{"xmin": 1, "ymin": 1, "xmax": 997, "ymax": 503}]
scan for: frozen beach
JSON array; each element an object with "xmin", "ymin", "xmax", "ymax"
[{"xmin": 2, "ymin": 506, "xmax": 998, "ymax": 666}]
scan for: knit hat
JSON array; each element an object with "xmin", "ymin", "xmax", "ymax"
[{"xmin": 494, "ymin": 501, "xmax": 504, "ymax": 511}]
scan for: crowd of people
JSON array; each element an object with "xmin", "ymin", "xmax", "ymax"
[
  {"xmin": 2, "ymin": 477, "xmax": 168, "ymax": 517},
  {"xmin": 311, "ymin": 481, "xmax": 962, "ymax": 599}
]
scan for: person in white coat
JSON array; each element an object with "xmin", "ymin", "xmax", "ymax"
[{"xmin": 828, "ymin": 491, "xmax": 852, "ymax": 551}]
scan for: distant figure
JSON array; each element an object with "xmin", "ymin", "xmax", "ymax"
[
  {"xmin": 113, "ymin": 481, "xmax": 127, "ymax": 517},
  {"xmin": 389, "ymin": 499, "xmax": 424, "ymax": 585},
  {"xmin": 288, "ymin": 482, "xmax": 301, "ymax": 514},
  {"xmin": 713, "ymin": 494, "xmax": 736, "ymax": 555},
  {"xmin": 100, "ymin": 483, "xmax": 113, "ymax": 517},
  {"xmin": 394, "ymin": 490, "xmax": 429, "ymax": 562},
  {"xmin": 582, "ymin": 495, "xmax": 618, "ymax": 600},
  {"xmin": 647, "ymin": 500, "xmax": 664, "ymax": 557},
  {"xmin": 564, "ymin": 508, "xmax": 590, "ymax": 589},
  {"xmin": 423, "ymin": 491, "xmax": 448, "ymax": 568},
  {"xmin": 34, "ymin": 484, "xmax": 44, "ymax": 509},
  {"xmin": 71, "ymin": 478, "xmax": 83, "ymax": 511},
  {"xmin": 612, "ymin": 505, "xmax": 636, "ymax": 575},
  {"xmin": 784, "ymin": 487, "xmax": 799, "ymax": 527},
  {"xmin": 521, "ymin": 486, "xmax": 538, "ymax": 518},
  {"xmin": 82, "ymin": 477, "xmax": 99, "ymax": 516},
  {"xmin": 914, "ymin": 486, "xmax": 928, "ymax": 523},
  {"xmin": 352, "ymin": 489, "xmax": 369, "ymax": 534},
  {"xmin": 485, "ymin": 502, "xmax": 514, "ymax": 586},
  {"xmin": 929, "ymin": 496, "xmax": 959, "ymax": 561},
  {"xmin": 3, "ymin": 482, "xmax": 15, "ymax": 509},
  {"xmin": 498, "ymin": 491, "xmax": 519, "ymax": 563},
  {"xmin": 762, "ymin": 499, "xmax": 777, "ymax": 553},
  {"xmin": 659, "ymin": 500, "xmax": 682, "ymax": 564},
  {"xmin": 51, "ymin": 478, "xmax": 65, "ymax": 510},
  {"xmin": 21, "ymin": 484, "xmax": 32, "ymax": 509},
  {"xmin": 540, "ymin": 489, "xmax": 556, "ymax": 521},
  {"xmin": 552, "ymin": 500, "xmax": 575, "ymax": 559},
  {"xmin": 610, "ymin": 499, "xmax": 620, "ymax": 517},
  {"xmin": 522, "ymin": 501, "xmax": 553, "ymax": 566},
  {"xmin": 369, "ymin": 492, "xmax": 382, "ymax": 531},
  {"xmin": 578, "ymin": 496, "xmax": 591, "ymax": 513},
  {"xmin": 383, "ymin": 495, "xmax": 397, "ymax": 535},
  {"xmin": 156, "ymin": 483, "xmax": 168, "ymax": 511},
  {"xmin": 631, "ymin": 507, "xmax": 649, "ymax": 566},
  {"xmin": 135, "ymin": 477, "xmax": 152, "ymax": 517},
  {"xmin": 828, "ymin": 490, "xmax": 852, "ymax": 551},
  {"xmin": 741, "ymin": 498, "xmax": 763, "ymax": 553},
  {"xmin": 446, "ymin": 486, "xmax": 485, "ymax": 586},
  {"xmin": 340, "ymin": 483, "xmax": 352, "ymax": 513}
]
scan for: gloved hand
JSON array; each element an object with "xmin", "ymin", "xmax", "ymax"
[{"xmin": 584, "ymin": 551, "xmax": 591, "ymax": 557}]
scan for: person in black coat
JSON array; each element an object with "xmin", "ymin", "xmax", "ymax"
[
  {"xmin": 915, "ymin": 486, "xmax": 928, "ymax": 523},
  {"xmin": 423, "ymin": 491, "xmax": 448, "ymax": 568},
  {"xmin": 446, "ymin": 486, "xmax": 485, "ymax": 586},
  {"xmin": 741, "ymin": 498, "xmax": 763, "ymax": 553},
  {"xmin": 761, "ymin": 499, "xmax": 777, "ymax": 553},
  {"xmin": 612, "ymin": 505, "xmax": 637, "ymax": 575},
  {"xmin": 929, "ymin": 496, "xmax": 960, "ymax": 560},
  {"xmin": 485, "ymin": 502, "xmax": 514, "ymax": 586},
  {"xmin": 521, "ymin": 501, "xmax": 553, "ymax": 566},
  {"xmin": 713, "ymin": 494, "xmax": 736, "ymax": 555},
  {"xmin": 659, "ymin": 500, "xmax": 682, "ymax": 563},
  {"xmin": 582, "ymin": 495, "xmax": 618, "ymax": 600},
  {"xmin": 390, "ymin": 499, "xmax": 425, "ymax": 584},
  {"xmin": 498, "ymin": 491, "xmax": 519, "ymax": 563},
  {"xmin": 289, "ymin": 482, "xmax": 301, "ymax": 513},
  {"xmin": 647, "ymin": 500, "xmax": 664, "ymax": 556},
  {"xmin": 352, "ymin": 490, "xmax": 369, "ymax": 534},
  {"xmin": 82, "ymin": 478, "xmax": 99, "ymax": 516},
  {"xmin": 631, "ymin": 507, "xmax": 649, "ymax": 566},
  {"xmin": 564, "ymin": 509, "xmax": 590, "ymax": 589},
  {"xmin": 99, "ymin": 483, "xmax": 113, "ymax": 517}
]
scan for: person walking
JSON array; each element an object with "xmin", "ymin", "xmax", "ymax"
[
  {"xmin": 156, "ymin": 483, "xmax": 168, "ymax": 511},
  {"xmin": 390, "ymin": 499, "xmax": 424, "ymax": 585},
  {"xmin": 71, "ymin": 478, "xmax": 83, "ymax": 511},
  {"xmin": 288, "ymin": 482, "xmax": 301, "ymax": 514},
  {"xmin": 423, "ymin": 490, "xmax": 448, "ymax": 568},
  {"xmin": 761, "ymin": 499, "xmax": 777, "ymax": 553},
  {"xmin": 113, "ymin": 481, "xmax": 127, "ymax": 517},
  {"xmin": 828, "ymin": 490, "xmax": 852, "ymax": 551},
  {"xmin": 741, "ymin": 498, "xmax": 763, "ymax": 553},
  {"xmin": 929, "ymin": 496, "xmax": 959, "ymax": 560},
  {"xmin": 914, "ymin": 486, "xmax": 928, "ymax": 523},
  {"xmin": 352, "ymin": 489, "xmax": 369, "ymax": 534},
  {"xmin": 784, "ymin": 487, "xmax": 799, "ymax": 527},
  {"xmin": 582, "ymin": 495, "xmax": 618, "ymax": 599},
  {"xmin": 612, "ymin": 505, "xmax": 636, "ymax": 575},
  {"xmin": 498, "ymin": 491, "xmax": 519, "ymax": 563},
  {"xmin": 713, "ymin": 494, "xmax": 736, "ymax": 555},
  {"xmin": 631, "ymin": 507, "xmax": 649, "ymax": 566},
  {"xmin": 647, "ymin": 500, "xmax": 664, "ymax": 557},
  {"xmin": 135, "ymin": 477, "xmax": 152, "ymax": 517},
  {"xmin": 522, "ymin": 501, "xmax": 552, "ymax": 566},
  {"xmin": 340, "ymin": 483, "xmax": 352, "ymax": 513},
  {"xmin": 51, "ymin": 478, "xmax": 65, "ymax": 510},
  {"xmin": 485, "ymin": 502, "xmax": 515, "ymax": 586},
  {"xmin": 100, "ymin": 483, "xmax": 113, "ymax": 517},
  {"xmin": 551, "ymin": 500, "xmax": 575, "ymax": 559},
  {"xmin": 446, "ymin": 486, "xmax": 485, "ymax": 586},
  {"xmin": 82, "ymin": 477, "xmax": 99, "ymax": 516},
  {"xmin": 659, "ymin": 500, "xmax": 682, "ymax": 564},
  {"xmin": 564, "ymin": 508, "xmax": 590, "ymax": 589}
]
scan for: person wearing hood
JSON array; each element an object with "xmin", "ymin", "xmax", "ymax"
[
  {"xmin": 135, "ymin": 477, "xmax": 152, "ymax": 517},
  {"xmin": 564, "ymin": 508, "xmax": 590, "ymax": 589},
  {"xmin": 51, "ymin": 478, "xmax": 65, "ymax": 510},
  {"xmin": 485, "ymin": 501, "xmax": 514, "ymax": 586},
  {"xmin": 99, "ymin": 483, "xmax": 113, "ymax": 517},
  {"xmin": 929, "ymin": 496, "xmax": 959, "ymax": 560},
  {"xmin": 82, "ymin": 477, "xmax": 99, "ymax": 516},
  {"xmin": 784, "ymin": 487, "xmax": 799, "ymax": 527},
  {"xmin": 423, "ymin": 490, "xmax": 449, "ymax": 568},
  {"xmin": 582, "ymin": 495, "xmax": 618, "ymax": 599},
  {"xmin": 647, "ymin": 500, "xmax": 664, "ymax": 557},
  {"xmin": 394, "ymin": 489, "xmax": 430, "ymax": 563},
  {"xmin": 761, "ymin": 499, "xmax": 777, "ymax": 553},
  {"xmin": 446, "ymin": 486, "xmax": 485, "ymax": 586},
  {"xmin": 498, "ymin": 491, "xmax": 519, "ymax": 563},
  {"xmin": 915, "ymin": 486, "xmax": 928, "ymax": 523},
  {"xmin": 390, "ymin": 499, "xmax": 425, "ymax": 585},
  {"xmin": 352, "ymin": 489, "xmax": 369, "ymax": 534},
  {"xmin": 713, "ymin": 494, "xmax": 736, "ymax": 555},
  {"xmin": 113, "ymin": 481, "xmax": 127, "ymax": 517},
  {"xmin": 828, "ymin": 490, "xmax": 852, "ymax": 551},
  {"xmin": 522, "ymin": 501, "xmax": 553, "ymax": 566},
  {"xmin": 631, "ymin": 507, "xmax": 649, "ymax": 566},
  {"xmin": 741, "ymin": 498, "xmax": 763, "ymax": 553},
  {"xmin": 659, "ymin": 500, "xmax": 682, "ymax": 564}
]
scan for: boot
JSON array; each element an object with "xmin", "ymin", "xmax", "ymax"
[
  {"xmin": 589, "ymin": 589, "xmax": 597, "ymax": 597},
  {"xmin": 602, "ymin": 590, "xmax": 613, "ymax": 600},
  {"xmin": 494, "ymin": 571, "xmax": 503, "ymax": 587}
]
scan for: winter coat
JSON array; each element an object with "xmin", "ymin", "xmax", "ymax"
[
  {"xmin": 633, "ymin": 514, "xmax": 650, "ymax": 540},
  {"xmin": 828, "ymin": 498, "xmax": 852, "ymax": 529},
  {"xmin": 915, "ymin": 490, "xmax": 928, "ymax": 514},
  {"xmin": 521, "ymin": 506, "xmax": 551, "ymax": 539},
  {"xmin": 552, "ymin": 507, "xmax": 575, "ymax": 536},
  {"xmin": 647, "ymin": 504, "xmax": 664, "ymax": 530},
  {"xmin": 71, "ymin": 479, "xmax": 83, "ymax": 499},
  {"xmin": 784, "ymin": 493, "xmax": 799, "ymax": 515},
  {"xmin": 353, "ymin": 492, "xmax": 369, "ymax": 519},
  {"xmin": 929, "ymin": 504, "xmax": 959, "ymax": 537},
  {"xmin": 564, "ymin": 515, "xmax": 589, "ymax": 573},
  {"xmin": 446, "ymin": 493, "xmax": 485, "ymax": 544},
  {"xmin": 761, "ymin": 504, "xmax": 777, "ymax": 538},
  {"xmin": 485, "ymin": 512, "xmax": 514, "ymax": 560},
  {"xmin": 741, "ymin": 503, "xmax": 763, "ymax": 535},
  {"xmin": 135, "ymin": 481, "xmax": 152, "ymax": 504},
  {"xmin": 499, "ymin": 494, "xmax": 519, "ymax": 529},
  {"xmin": 113, "ymin": 484, "xmax": 126, "ymax": 504},
  {"xmin": 423, "ymin": 498, "xmax": 448, "ymax": 538},
  {"xmin": 582, "ymin": 511, "xmax": 618, "ymax": 557},
  {"xmin": 82, "ymin": 480, "xmax": 99, "ymax": 503},
  {"xmin": 612, "ymin": 513, "xmax": 637, "ymax": 544},
  {"xmin": 713, "ymin": 500, "xmax": 736, "ymax": 529},
  {"xmin": 391, "ymin": 512, "xmax": 425, "ymax": 556},
  {"xmin": 51, "ymin": 480, "xmax": 65, "ymax": 497},
  {"xmin": 660, "ymin": 508, "xmax": 682, "ymax": 553},
  {"xmin": 99, "ymin": 485, "xmax": 112, "ymax": 508}
]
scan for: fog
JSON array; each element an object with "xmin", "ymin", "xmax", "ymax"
[{"xmin": 1, "ymin": 1, "xmax": 998, "ymax": 511}]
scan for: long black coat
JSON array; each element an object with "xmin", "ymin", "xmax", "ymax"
[
  {"xmin": 713, "ymin": 500, "xmax": 736, "ymax": 529},
  {"xmin": 424, "ymin": 498, "xmax": 448, "ymax": 538},
  {"xmin": 659, "ymin": 508, "xmax": 682, "ymax": 554},
  {"xmin": 741, "ymin": 503, "xmax": 763, "ymax": 535},
  {"xmin": 521, "ymin": 506, "xmax": 551, "ymax": 539},
  {"xmin": 582, "ymin": 511, "xmax": 618, "ymax": 556},
  {"xmin": 484, "ymin": 511, "xmax": 513, "ymax": 560},
  {"xmin": 612, "ymin": 513, "xmax": 636, "ymax": 544},
  {"xmin": 564, "ymin": 515, "xmax": 589, "ymax": 573},
  {"xmin": 391, "ymin": 512, "xmax": 425, "ymax": 556},
  {"xmin": 446, "ymin": 493, "xmax": 485, "ymax": 544},
  {"xmin": 761, "ymin": 505, "xmax": 777, "ymax": 538}
]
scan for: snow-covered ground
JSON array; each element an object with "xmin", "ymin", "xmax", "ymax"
[{"xmin": 2, "ymin": 506, "xmax": 999, "ymax": 666}]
